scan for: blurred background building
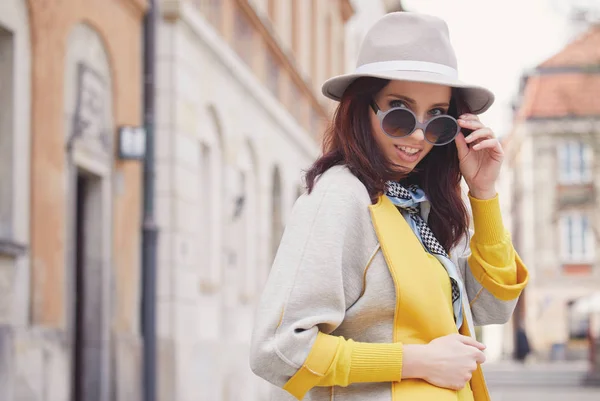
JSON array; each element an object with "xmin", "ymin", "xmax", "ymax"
[
  {"xmin": 506, "ymin": 24, "xmax": 600, "ymax": 362},
  {"xmin": 153, "ymin": 0, "xmax": 348, "ymax": 400},
  {"xmin": 1, "ymin": 0, "xmax": 146, "ymax": 401}
]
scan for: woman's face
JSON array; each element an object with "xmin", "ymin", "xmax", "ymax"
[{"xmin": 370, "ymin": 80, "xmax": 452, "ymax": 172}]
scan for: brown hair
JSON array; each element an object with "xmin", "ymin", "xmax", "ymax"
[{"xmin": 305, "ymin": 77, "xmax": 470, "ymax": 252}]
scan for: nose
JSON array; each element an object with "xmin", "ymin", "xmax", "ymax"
[{"xmin": 411, "ymin": 128, "xmax": 425, "ymax": 141}]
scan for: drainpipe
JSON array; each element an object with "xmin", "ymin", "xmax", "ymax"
[{"xmin": 142, "ymin": 0, "xmax": 158, "ymax": 401}]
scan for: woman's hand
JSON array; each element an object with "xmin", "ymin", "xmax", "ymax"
[
  {"xmin": 455, "ymin": 114, "xmax": 504, "ymax": 200},
  {"xmin": 403, "ymin": 334, "xmax": 486, "ymax": 390}
]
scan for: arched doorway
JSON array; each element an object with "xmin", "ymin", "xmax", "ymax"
[{"xmin": 64, "ymin": 23, "xmax": 114, "ymax": 401}]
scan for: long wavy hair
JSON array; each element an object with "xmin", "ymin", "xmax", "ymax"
[{"xmin": 305, "ymin": 77, "xmax": 471, "ymax": 252}]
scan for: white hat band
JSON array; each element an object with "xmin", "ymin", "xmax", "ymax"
[{"xmin": 355, "ymin": 60, "xmax": 459, "ymax": 79}]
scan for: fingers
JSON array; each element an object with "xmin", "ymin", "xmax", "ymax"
[
  {"xmin": 456, "ymin": 334, "xmax": 486, "ymax": 350},
  {"xmin": 457, "ymin": 117, "xmax": 498, "ymax": 153},
  {"xmin": 458, "ymin": 115, "xmax": 484, "ymax": 133},
  {"xmin": 458, "ymin": 113, "xmax": 480, "ymax": 122},
  {"xmin": 454, "ymin": 132, "xmax": 470, "ymax": 161},
  {"xmin": 474, "ymin": 349, "xmax": 487, "ymax": 365},
  {"xmin": 464, "ymin": 127, "xmax": 494, "ymax": 145},
  {"xmin": 457, "ymin": 121, "xmax": 502, "ymax": 154},
  {"xmin": 472, "ymin": 138, "xmax": 503, "ymax": 153}
]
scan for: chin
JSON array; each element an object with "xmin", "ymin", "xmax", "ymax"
[{"xmin": 392, "ymin": 161, "xmax": 416, "ymax": 174}]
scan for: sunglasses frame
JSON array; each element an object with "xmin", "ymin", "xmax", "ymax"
[{"xmin": 370, "ymin": 101, "xmax": 460, "ymax": 146}]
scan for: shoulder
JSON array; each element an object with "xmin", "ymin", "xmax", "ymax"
[
  {"xmin": 310, "ymin": 165, "xmax": 372, "ymax": 206},
  {"xmin": 292, "ymin": 165, "xmax": 372, "ymax": 222}
]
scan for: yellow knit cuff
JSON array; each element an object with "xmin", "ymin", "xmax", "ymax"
[
  {"xmin": 348, "ymin": 342, "xmax": 403, "ymax": 383},
  {"xmin": 283, "ymin": 334, "xmax": 404, "ymax": 399},
  {"xmin": 469, "ymin": 193, "xmax": 507, "ymax": 245},
  {"xmin": 283, "ymin": 333, "xmax": 339, "ymax": 400},
  {"xmin": 468, "ymin": 251, "xmax": 530, "ymax": 301}
]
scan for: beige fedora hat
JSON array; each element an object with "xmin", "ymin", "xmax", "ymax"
[{"xmin": 322, "ymin": 12, "xmax": 494, "ymax": 114}]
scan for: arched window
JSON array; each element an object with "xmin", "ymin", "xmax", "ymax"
[
  {"xmin": 0, "ymin": 0, "xmax": 30, "ymax": 253},
  {"xmin": 271, "ymin": 167, "xmax": 283, "ymax": 262},
  {"xmin": 199, "ymin": 105, "xmax": 225, "ymax": 292}
]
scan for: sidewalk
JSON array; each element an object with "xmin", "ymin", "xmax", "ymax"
[
  {"xmin": 483, "ymin": 359, "xmax": 589, "ymax": 387},
  {"xmin": 488, "ymin": 386, "xmax": 600, "ymax": 401},
  {"xmin": 484, "ymin": 360, "xmax": 600, "ymax": 401}
]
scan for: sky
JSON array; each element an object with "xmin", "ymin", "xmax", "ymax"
[{"xmin": 399, "ymin": 0, "xmax": 590, "ymax": 137}]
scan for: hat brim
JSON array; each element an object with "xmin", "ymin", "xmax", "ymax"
[{"xmin": 322, "ymin": 70, "xmax": 495, "ymax": 114}]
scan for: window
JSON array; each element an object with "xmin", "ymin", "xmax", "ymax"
[
  {"xmin": 267, "ymin": 0, "xmax": 276, "ymax": 23},
  {"xmin": 558, "ymin": 141, "xmax": 593, "ymax": 184},
  {"xmin": 199, "ymin": 143, "xmax": 212, "ymax": 286},
  {"xmin": 291, "ymin": 0, "xmax": 301, "ymax": 55},
  {"xmin": 310, "ymin": 0, "xmax": 319, "ymax": 82},
  {"xmin": 310, "ymin": 107, "xmax": 321, "ymax": 136},
  {"xmin": 271, "ymin": 167, "xmax": 282, "ymax": 262},
  {"xmin": 234, "ymin": 8, "xmax": 255, "ymax": 65},
  {"xmin": 266, "ymin": 51, "xmax": 280, "ymax": 96},
  {"xmin": 326, "ymin": 15, "xmax": 332, "ymax": 78},
  {"xmin": 559, "ymin": 213, "xmax": 595, "ymax": 263},
  {"xmin": 290, "ymin": 83, "xmax": 304, "ymax": 122},
  {"xmin": 0, "ymin": 27, "xmax": 14, "ymax": 239}
]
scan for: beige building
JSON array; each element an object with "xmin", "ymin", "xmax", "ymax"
[
  {"xmin": 153, "ymin": 1, "xmax": 353, "ymax": 401},
  {"xmin": 507, "ymin": 25, "xmax": 600, "ymax": 360},
  {"xmin": 0, "ymin": 0, "xmax": 147, "ymax": 400}
]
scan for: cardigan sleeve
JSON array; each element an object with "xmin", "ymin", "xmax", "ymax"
[
  {"xmin": 456, "ymin": 194, "xmax": 529, "ymax": 326},
  {"xmin": 249, "ymin": 174, "xmax": 404, "ymax": 400}
]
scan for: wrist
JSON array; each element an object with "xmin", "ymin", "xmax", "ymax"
[
  {"xmin": 401, "ymin": 344, "xmax": 430, "ymax": 379},
  {"xmin": 469, "ymin": 187, "xmax": 497, "ymax": 200}
]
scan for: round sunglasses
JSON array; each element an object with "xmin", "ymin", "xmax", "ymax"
[{"xmin": 370, "ymin": 101, "xmax": 460, "ymax": 146}]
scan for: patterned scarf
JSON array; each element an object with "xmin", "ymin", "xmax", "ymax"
[{"xmin": 385, "ymin": 181, "xmax": 464, "ymax": 329}]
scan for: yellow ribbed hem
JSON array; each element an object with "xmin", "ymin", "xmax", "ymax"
[
  {"xmin": 469, "ymin": 251, "xmax": 530, "ymax": 301},
  {"xmin": 283, "ymin": 334, "xmax": 405, "ymax": 399},
  {"xmin": 348, "ymin": 342, "xmax": 403, "ymax": 383},
  {"xmin": 469, "ymin": 193, "xmax": 507, "ymax": 245},
  {"xmin": 283, "ymin": 333, "xmax": 339, "ymax": 400}
]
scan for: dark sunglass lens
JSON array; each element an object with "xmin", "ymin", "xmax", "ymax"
[
  {"xmin": 425, "ymin": 117, "xmax": 459, "ymax": 144},
  {"xmin": 382, "ymin": 109, "xmax": 415, "ymax": 137}
]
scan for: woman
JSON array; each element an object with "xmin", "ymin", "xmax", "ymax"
[{"xmin": 250, "ymin": 12, "xmax": 528, "ymax": 401}]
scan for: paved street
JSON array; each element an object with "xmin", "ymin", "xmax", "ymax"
[
  {"xmin": 484, "ymin": 361, "xmax": 600, "ymax": 401},
  {"xmin": 489, "ymin": 386, "xmax": 600, "ymax": 401}
]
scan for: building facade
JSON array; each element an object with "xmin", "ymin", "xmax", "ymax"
[
  {"xmin": 0, "ymin": 0, "xmax": 147, "ymax": 400},
  {"xmin": 507, "ymin": 25, "xmax": 600, "ymax": 361},
  {"xmin": 153, "ymin": 1, "xmax": 352, "ymax": 400}
]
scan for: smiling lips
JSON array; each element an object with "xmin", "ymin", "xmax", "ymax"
[{"xmin": 394, "ymin": 145, "xmax": 422, "ymax": 163}]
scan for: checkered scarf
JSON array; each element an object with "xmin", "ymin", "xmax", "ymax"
[{"xmin": 385, "ymin": 181, "xmax": 464, "ymax": 328}]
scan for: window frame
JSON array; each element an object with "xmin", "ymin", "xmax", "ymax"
[
  {"xmin": 557, "ymin": 140, "xmax": 593, "ymax": 185},
  {"xmin": 559, "ymin": 211, "xmax": 596, "ymax": 264}
]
